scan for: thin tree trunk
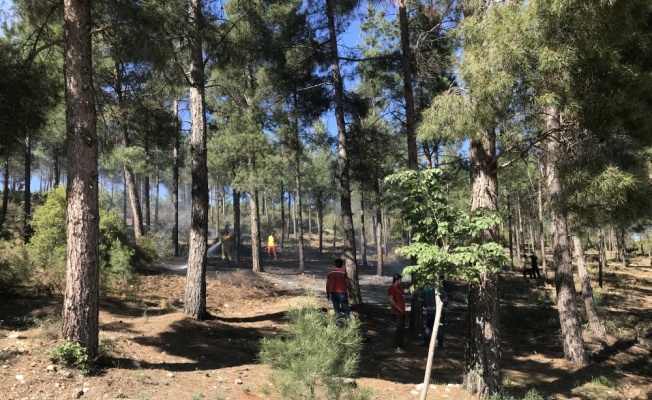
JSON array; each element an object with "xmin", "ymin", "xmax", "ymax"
[
  {"xmin": 571, "ymin": 235, "xmax": 607, "ymax": 342},
  {"xmin": 317, "ymin": 192, "xmax": 324, "ymax": 253},
  {"xmin": 295, "ymin": 159, "xmax": 305, "ymax": 272},
  {"xmin": 360, "ymin": 190, "xmax": 368, "ymax": 267},
  {"xmin": 234, "ymin": 189, "xmax": 241, "ymax": 262},
  {"xmin": 154, "ymin": 166, "xmax": 159, "ymax": 227},
  {"xmin": 23, "ymin": 131, "xmax": 33, "ymax": 242},
  {"xmin": 280, "ymin": 182, "xmax": 286, "ymax": 247},
  {"xmin": 184, "ymin": 0, "xmax": 209, "ymax": 321},
  {"xmin": 537, "ymin": 163, "xmax": 547, "ymax": 277},
  {"xmin": 515, "ymin": 192, "xmax": 523, "ymax": 263},
  {"xmin": 420, "ymin": 293, "xmax": 444, "ymax": 400},
  {"xmin": 464, "ymin": 128, "xmax": 501, "ymax": 399},
  {"xmin": 114, "ymin": 61, "xmax": 144, "ymax": 239},
  {"xmin": 545, "ymin": 106, "xmax": 588, "ymax": 365},
  {"xmin": 61, "ymin": 0, "xmax": 100, "ymax": 360},
  {"xmin": 507, "ymin": 194, "xmax": 514, "ymax": 270},
  {"xmin": 598, "ymin": 228, "xmax": 606, "ymax": 288},
  {"xmin": 172, "ymin": 99, "xmax": 180, "ymax": 257},
  {"xmin": 0, "ymin": 154, "xmax": 9, "ymax": 229},
  {"xmin": 325, "ymin": 0, "xmax": 361, "ymax": 304}
]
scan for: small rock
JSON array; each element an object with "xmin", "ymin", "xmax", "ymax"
[
  {"xmin": 166, "ymin": 372, "xmax": 175, "ymax": 378},
  {"xmin": 74, "ymin": 388, "xmax": 84, "ymax": 398},
  {"xmin": 8, "ymin": 332, "xmax": 25, "ymax": 340},
  {"xmin": 15, "ymin": 374, "xmax": 24, "ymax": 382},
  {"xmin": 2, "ymin": 365, "xmax": 8, "ymax": 369},
  {"xmin": 46, "ymin": 365, "xmax": 57, "ymax": 372},
  {"xmin": 82, "ymin": 387, "xmax": 90, "ymax": 393},
  {"xmin": 63, "ymin": 371, "xmax": 73, "ymax": 379},
  {"xmin": 235, "ymin": 379, "xmax": 243, "ymax": 385},
  {"xmin": 131, "ymin": 360, "xmax": 141, "ymax": 368},
  {"xmin": 410, "ymin": 390, "xmax": 420, "ymax": 395}
]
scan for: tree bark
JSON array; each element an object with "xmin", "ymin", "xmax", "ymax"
[
  {"xmin": 537, "ymin": 163, "xmax": 548, "ymax": 277},
  {"xmin": 184, "ymin": 0, "xmax": 209, "ymax": 321},
  {"xmin": 545, "ymin": 106, "xmax": 588, "ymax": 365},
  {"xmin": 317, "ymin": 191, "xmax": 324, "ymax": 253},
  {"xmin": 0, "ymin": 156, "xmax": 9, "ymax": 230},
  {"xmin": 294, "ymin": 107, "xmax": 305, "ymax": 272},
  {"xmin": 23, "ymin": 130, "xmax": 33, "ymax": 242},
  {"xmin": 598, "ymin": 228, "xmax": 606, "ymax": 288},
  {"xmin": 464, "ymin": 129, "xmax": 501, "ymax": 399},
  {"xmin": 172, "ymin": 99, "xmax": 180, "ymax": 257},
  {"xmin": 375, "ymin": 180, "xmax": 384, "ymax": 276},
  {"xmin": 360, "ymin": 190, "xmax": 368, "ymax": 267},
  {"xmin": 61, "ymin": 0, "xmax": 100, "ymax": 360},
  {"xmin": 398, "ymin": 0, "xmax": 418, "ymax": 170},
  {"xmin": 571, "ymin": 235, "xmax": 607, "ymax": 342},
  {"xmin": 234, "ymin": 188, "xmax": 241, "ymax": 262},
  {"xmin": 325, "ymin": 0, "xmax": 361, "ymax": 304},
  {"xmin": 249, "ymin": 180, "xmax": 262, "ymax": 272},
  {"xmin": 114, "ymin": 61, "xmax": 144, "ymax": 239}
]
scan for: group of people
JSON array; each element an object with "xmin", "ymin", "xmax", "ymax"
[
  {"xmin": 326, "ymin": 258, "xmax": 448, "ymax": 352},
  {"xmin": 213, "ymin": 229, "xmax": 279, "ymax": 261}
]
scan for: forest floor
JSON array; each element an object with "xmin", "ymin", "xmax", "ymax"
[{"xmin": 0, "ymin": 241, "xmax": 651, "ymax": 400}]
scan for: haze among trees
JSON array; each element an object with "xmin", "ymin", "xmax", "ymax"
[{"xmin": 2, "ymin": 0, "xmax": 652, "ymax": 398}]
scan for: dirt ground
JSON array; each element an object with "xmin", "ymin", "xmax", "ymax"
[{"xmin": 0, "ymin": 244, "xmax": 650, "ymax": 400}]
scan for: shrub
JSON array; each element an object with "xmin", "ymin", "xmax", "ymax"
[
  {"xmin": 0, "ymin": 241, "xmax": 32, "ymax": 295},
  {"xmin": 259, "ymin": 303, "xmax": 368, "ymax": 400},
  {"xmin": 28, "ymin": 187, "xmax": 146, "ymax": 295},
  {"xmin": 45, "ymin": 342, "xmax": 89, "ymax": 375}
]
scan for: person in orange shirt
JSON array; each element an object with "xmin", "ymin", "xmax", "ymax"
[
  {"xmin": 388, "ymin": 273, "xmax": 406, "ymax": 351},
  {"xmin": 326, "ymin": 258, "xmax": 350, "ymax": 324},
  {"xmin": 267, "ymin": 231, "xmax": 278, "ymax": 260}
]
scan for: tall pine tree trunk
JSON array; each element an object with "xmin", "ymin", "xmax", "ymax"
[
  {"xmin": 172, "ymin": 99, "xmax": 180, "ymax": 257},
  {"xmin": 249, "ymin": 164, "xmax": 262, "ymax": 272},
  {"xmin": 325, "ymin": 0, "xmax": 360, "ymax": 304},
  {"xmin": 360, "ymin": 190, "xmax": 368, "ymax": 267},
  {"xmin": 545, "ymin": 106, "xmax": 588, "ymax": 365},
  {"xmin": 598, "ymin": 228, "xmax": 607, "ymax": 288},
  {"xmin": 464, "ymin": 129, "xmax": 501, "ymax": 399},
  {"xmin": 1, "ymin": 156, "xmax": 9, "ymax": 230},
  {"xmin": 537, "ymin": 162, "xmax": 547, "ymax": 277},
  {"xmin": 398, "ymin": 0, "xmax": 418, "ymax": 170},
  {"xmin": 61, "ymin": 0, "xmax": 100, "ymax": 360},
  {"xmin": 114, "ymin": 61, "xmax": 143, "ymax": 239},
  {"xmin": 294, "ymin": 113, "xmax": 305, "ymax": 272},
  {"xmin": 571, "ymin": 235, "xmax": 607, "ymax": 342},
  {"xmin": 234, "ymin": 188, "xmax": 241, "ymax": 262},
  {"xmin": 184, "ymin": 0, "xmax": 209, "ymax": 320},
  {"xmin": 317, "ymin": 191, "xmax": 324, "ymax": 253},
  {"xmin": 23, "ymin": 130, "xmax": 33, "ymax": 242}
]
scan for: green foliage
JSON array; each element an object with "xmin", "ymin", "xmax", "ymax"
[
  {"xmin": 0, "ymin": 241, "xmax": 32, "ymax": 294},
  {"xmin": 590, "ymin": 376, "xmax": 615, "ymax": 388},
  {"xmin": 259, "ymin": 304, "xmax": 368, "ymax": 400},
  {"xmin": 385, "ymin": 169, "xmax": 506, "ymax": 284},
  {"xmin": 134, "ymin": 235, "xmax": 158, "ymax": 266},
  {"xmin": 45, "ymin": 342, "xmax": 90, "ymax": 375},
  {"xmin": 28, "ymin": 187, "xmax": 146, "ymax": 295}
]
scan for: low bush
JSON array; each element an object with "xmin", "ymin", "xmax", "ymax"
[
  {"xmin": 45, "ymin": 342, "xmax": 89, "ymax": 375},
  {"xmin": 259, "ymin": 303, "xmax": 369, "ymax": 400}
]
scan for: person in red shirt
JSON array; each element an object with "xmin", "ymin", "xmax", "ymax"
[
  {"xmin": 388, "ymin": 273, "xmax": 406, "ymax": 351},
  {"xmin": 326, "ymin": 258, "xmax": 350, "ymax": 324}
]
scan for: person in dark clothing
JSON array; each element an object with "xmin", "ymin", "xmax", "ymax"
[
  {"xmin": 419, "ymin": 284, "xmax": 449, "ymax": 349},
  {"xmin": 528, "ymin": 253, "xmax": 541, "ymax": 278}
]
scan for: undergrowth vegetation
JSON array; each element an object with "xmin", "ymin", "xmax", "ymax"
[
  {"xmin": 0, "ymin": 187, "xmax": 157, "ymax": 298},
  {"xmin": 259, "ymin": 301, "xmax": 370, "ymax": 400}
]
